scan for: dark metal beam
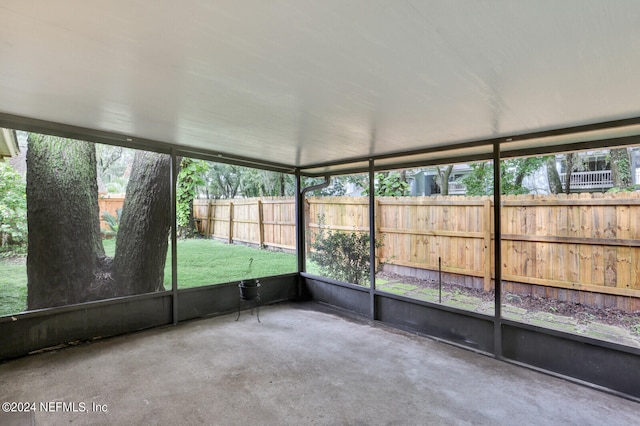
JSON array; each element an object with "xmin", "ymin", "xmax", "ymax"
[
  {"xmin": 174, "ymin": 147, "xmax": 296, "ymax": 174},
  {"xmin": 300, "ymin": 141, "xmax": 492, "ymax": 175},
  {"xmin": 299, "ymin": 115, "xmax": 640, "ymax": 173},
  {"xmin": 493, "ymin": 141, "xmax": 502, "ymax": 357},
  {"xmin": 5, "ymin": 111, "xmax": 640, "ymax": 178},
  {"xmin": 500, "ymin": 134, "xmax": 640, "ymax": 159},
  {"xmin": 0, "ymin": 112, "xmax": 174, "ymax": 155},
  {"xmin": 170, "ymin": 148, "xmax": 179, "ymax": 325},
  {"xmin": 0, "ymin": 112, "xmax": 296, "ymax": 174},
  {"xmin": 299, "ymin": 152, "xmax": 497, "ymax": 178},
  {"xmin": 368, "ymin": 159, "xmax": 376, "ymax": 320},
  {"xmin": 295, "ymin": 171, "xmax": 305, "ymax": 275}
]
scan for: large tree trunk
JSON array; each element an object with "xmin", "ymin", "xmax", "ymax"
[
  {"xmin": 610, "ymin": 148, "xmax": 632, "ymax": 188},
  {"xmin": 564, "ymin": 153, "xmax": 574, "ymax": 194},
  {"xmin": 546, "ymin": 156, "xmax": 563, "ymax": 194},
  {"xmin": 113, "ymin": 151, "xmax": 172, "ymax": 295},
  {"xmin": 279, "ymin": 173, "xmax": 285, "ymax": 196},
  {"xmin": 26, "ymin": 135, "xmax": 104, "ymax": 309},
  {"xmin": 436, "ymin": 165, "xmax": 453, "ymax": 195}
]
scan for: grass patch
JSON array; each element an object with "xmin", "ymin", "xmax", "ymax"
[
  {"xmin": 174, "ymin": 239, "xmax": 296, "ymax": 289},
  {"xmin": 0, "ymin": 238, "xmax": 297, "ymax": 316},
  {"xmin": 414, "ymin": 288, "xmax": 440, "ymax": 303},
  {"xmin": 0, "ymin": 258, "xmax": 27, "ymax": 316},
  {"xmin": 304, "ymin": 261, "xmax": 323, "ymax": 277},
  {"xmin": 100, "ymin": 238, "xmax": 297, "ymax": 289},
  {"xmin": 376, "ymin": 282, "xmax": 419, "ymax": 295},
  {"xmin": 103, "ymin": 238, "xmax": 115, "ymax": 256}
]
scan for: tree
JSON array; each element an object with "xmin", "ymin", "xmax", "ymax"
[
  {"xmin": 373, "ymin": 171, "xmax": 410, "ymax": 196},
  {"xmin": 205, "ymin": 163, "xmax": 242, "ymax": 198},
  {"xmin": 459, "ymin": 162, "xmax": 493, "ymax": 196},
  {"xmin": 435, "ymin": 165, "xmax": 453, "ymax": 195},
  {"xmin": 275, "ymin": 172, "xmax": 289, "ymax": 196},
  {"xmin": 26, "ymin": 134, "xmax": 173, "ymax": 309},
  {"xmin": 256, "ymin": 171, "xmax": 296, "ymax": 196},
  {"xmin": 97, "ymin": 145, "xmax": 123, "ymax": 177},
  {"xmin": 460, "ymin": 158, "xmax": 545, "ymax": 196},
  {"xmin": 200, "ymin": 164, "xmax": 298, "ymax": 198},
  {"xmin": 236, "ymin": 169, "xmax": 295, "ymax": 197},
  {"xmin": 26, "ymin": 134, "xmax": 105, "ymax": 309},
  {"xmin": 501, "ymin": 157, "xmax": 546, "ymax": 194},
  {"xmin": 96, "ymin": 144, "xmax": 134, "ymax": 193},
  {"xmin": 176, "ymin": 158, "xmax": 209, "ymax": 238},
  {"xmin": 546, "ymin": 156, "xmax": 563, "ymax": 194},
  {"xmin": 0, "ymin": 162, "xmax": 27, "ymax": 256},
  {"xmin": 563, "ymin": 153, "xmax": 574, "ymax": 194},
  {"xmin": 113, "ymin": 151, "xmax": 172, "ymax": 295},
  {"xmin": 610, "ymin": 148, "xmax": 632, "ymax": 190}
]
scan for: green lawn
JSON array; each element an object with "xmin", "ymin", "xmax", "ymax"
[
  {"xmin": 172, "ymin": 239, "xmax": 296, "ymax": 289},
  {"xmin": 107, "ymin": 238, "xmax": 298, "ymax": 289},
  {"xmin": 0, "ymin": 258, "xmax": 28, "ymax": 316},
  {"xmin": 0, "ymin": 238, "xmax": 298, "ymax": 317}
]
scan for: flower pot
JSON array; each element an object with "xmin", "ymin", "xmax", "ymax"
[{"xmin": 238, "ymin": 279, "xmax": 260, "ymax": 300}]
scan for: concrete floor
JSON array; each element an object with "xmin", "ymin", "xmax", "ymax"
[{"xmin": 0, "ymin": 302, "xmax": 638, "ymax": 426}]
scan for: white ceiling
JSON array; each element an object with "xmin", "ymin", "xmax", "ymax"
[{"xmin": 1, "ymin": 1, "xmax": 640, "ymax": 172}]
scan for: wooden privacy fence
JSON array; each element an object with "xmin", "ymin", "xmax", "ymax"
[
  {"xmin": 98, "ymin": 196, "xmax": 125, "ymax": 231},
  {"xmin": 372, "ymin": 196, "xmax": 492, "ymax": 290},
  {"xmin": 500, "ymin": 192, "xmax": 640, "ymax": 303},
  {"xmin": 193, "ymin": 198, "xmax": 296, "ymax": 251},
  {"xmin": 191, "ymin": 194, "xmax": 640, "ymax": 308}
]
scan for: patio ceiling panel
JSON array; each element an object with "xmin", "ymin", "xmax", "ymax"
[{"xmin": 0, "ymin": 1, "xmax": 640, "ymax": 170}]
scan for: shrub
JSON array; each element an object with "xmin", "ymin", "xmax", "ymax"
[
  {"xmin": 101, "ymin": 208, "xmax": 122, "ymax": 238},
  {"xmin": 0, "ymin": 162, "xmax": 27, "ymax": 256},
  {"xmin": 310, "ymin": 215, "xmax": 381, "ymax": 285}
]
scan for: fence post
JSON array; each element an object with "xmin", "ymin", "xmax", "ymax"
[
  {"xmin": 304, "ymin": 199, "xmax": 311, "ymax": 255},
  {"xmin": 483, "ymin": 198, "xmax": 492, "ymax": 292},
  {"xmin": 257, "ymin": 199, "xmax": 264, "ymax": 247},
  {"xmin": 374, "ymin": 199, "xmax": 381, "ymax": 269},
  {"xmin": 206, "ymin": 200, "xmax": 212, "ymax": 238},
  {"xmin": 228, "ymin": 201, "xmax": 234, "ymax": 244}
]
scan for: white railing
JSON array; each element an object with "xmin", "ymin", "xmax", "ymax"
[
  {"xmin": 448, "ymin": 181, "xmax": 467, "ymax": 195},
  {"xmin": 560, "ymin": 170, "xmax": 612, "ymax": 190},
  {"xmin": 429, "ymin": 181, "xmax": 467, "ymax": 195},
  {"xmin": 430, "ymin": 169, "xmax": 616, "ymax": 195}
]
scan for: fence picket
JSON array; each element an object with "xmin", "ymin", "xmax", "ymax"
[{"xmin": 102, "ymin": 193, "xmax": 640, "ymax": 304}]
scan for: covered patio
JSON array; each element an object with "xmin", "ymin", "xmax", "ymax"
[
  {"xmin": 2, "ymin": 303, "xmax": 638, "ymax": 425},
  {"xmin": 1, "ymin": 1, "xmax": 640, "ymax": 423}
]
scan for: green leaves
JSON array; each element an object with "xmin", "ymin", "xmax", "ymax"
[
  {"xmin": 101, "ymin": 208, "xmax": 121, "ymax": 237},
  {"xmin": 0, "ymin": 162, "xmax": 27, "ymax": 256},
  {"xmin": 459, "ymin": 158, "xmax": 546, "ymax": 196},
  {"xmin": 362, "ymin": 172, "xmax": 409, "ymax": 197},
  {"xmin": 176, "ymin": 158, "xmax": 210, "ymax": 236},
  {"xmin": 375, "ymin": 171, "xmax": 410, "ymax": 196},
  {"xmin": 309, "ymin": 214, "xmax": 381, "ymax": 286}
]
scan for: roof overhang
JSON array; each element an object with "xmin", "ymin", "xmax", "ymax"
[
  {"xmin": 0, "ymin": 128, "xmax": 19, "ymax": 159},
  {"xmin": 1, "ymin": 1, "xmax": 640, "ymax": 172}
]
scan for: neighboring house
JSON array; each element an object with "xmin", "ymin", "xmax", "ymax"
[
  {"xmin": 7, "ymin": 131, "xmax": 27, "ymax": 177},
  {"xmin": 410, "ymin": 148, "xmax": 640, "ymax": 196},
  {"xmin": 557, "ymin": 151, "xmax": 612, "ymax": 192},
  {"xmin": 556, "ymin": 150, "xmax": 640, "ymax": 192},
  {"xmin": 0, "ymin": 128, "xmax": 19, "ymax": 160},
  {"xmin": 410, "ymin": 164, "xmax": 472, "ymax": 196}
]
